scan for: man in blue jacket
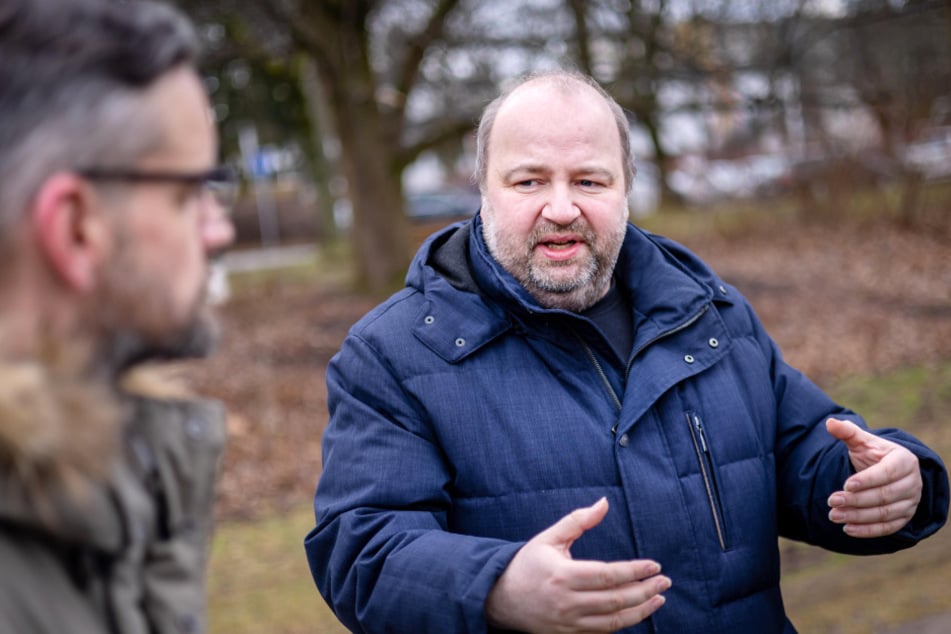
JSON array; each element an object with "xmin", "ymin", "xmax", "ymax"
[{"xmin": 305, "ymin": 70, "xmax": 949, "ymax": 633}]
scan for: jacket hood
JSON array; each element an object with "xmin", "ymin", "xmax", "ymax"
[
  {"xmin": 0, "ymin": 356, "xmax": 200, "ymax": 550},
  {"xmin": 0, "ymin": 354, "xmax": 123, "ymax": 546},
  {"xmin": 405, "ymin": 214, "xmax": 732, "ymax": 360}
]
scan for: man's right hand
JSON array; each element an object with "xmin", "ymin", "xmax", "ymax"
[{"xmin": 484, "ymin": 498, "xmax": 670, "ymax": 633}]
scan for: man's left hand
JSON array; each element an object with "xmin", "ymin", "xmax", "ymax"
[{"xmin": 825, "ymin": 417, "xmax": 922, "ymax": 538}]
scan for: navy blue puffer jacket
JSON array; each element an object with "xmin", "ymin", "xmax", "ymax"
[{"xmin": 305, "ymin": 216, "xmax": 948, "ymax": 633}]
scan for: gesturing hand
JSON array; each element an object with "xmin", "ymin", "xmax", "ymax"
[
  {"xmin": 484, "ymin": 498, "xmax": 670, "ymax": 633},
  {"xmin": 826, "ymin": 417, "xmax": 922, "ymax": 538}
]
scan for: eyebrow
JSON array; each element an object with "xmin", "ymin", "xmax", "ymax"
[
  {"xmin": 501, "ymin": 164, "xmax": 547, "ymax": 182},
  {"xmin": 574, "ymin": 166, "xmax": 616, "ymax": 183}
]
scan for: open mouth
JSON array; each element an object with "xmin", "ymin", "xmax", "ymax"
[
  {"xmin": 543, "ymin": 238, "xmax": 579, "ymax": 250},
  {"xmin": 537, "ymin": 237, "xmax": 584, "ymax": 261}
]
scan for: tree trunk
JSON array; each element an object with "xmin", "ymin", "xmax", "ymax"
[
  {"xmin": 299, "ymin": 56, "xmax": 340, "ymax": 245},
  {"xmin": 321, "ymin": 65, "xmax": 410, "ymax": 295},
  {"xmin": 298, "ymin": 1, "xmax": 411, "ymax": 296},
  {"xmin": 567, "ymin": 0, "xmax": 593, "ymax": 76},
  {"xmin": 640, "ymin": 107, "xmax": 678, "ymax": 207}
]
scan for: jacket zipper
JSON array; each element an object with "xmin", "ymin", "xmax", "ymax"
[
  {"xmin": 685, "ymin": 412, "xmax": 728, "ymax": 551},
  {"xmin": 578, "ymin": 338, "xmax": 623, "ymax": 421},
  {"xmin": 577, "ymin": 303, "xmax": 712, "ymax": 435}
]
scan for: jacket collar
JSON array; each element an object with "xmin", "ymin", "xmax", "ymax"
[
  {"xmin": 407, "ymin": 213, "xmax": 731, "ymax": 362},
  {"xmin": 0, "ymin": 358, "xmax": 125, "ymax": 551},
  {"xmin": 0, "ymin": 362, "xmax": 210, "ymax": 553},
  {"xmin": 409, "ymin": 219, "xmax": 511, "ymax": 363}
]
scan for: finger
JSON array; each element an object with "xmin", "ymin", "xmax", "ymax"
[
  {"xmin": 537, "ymin": 498, "xmax": 610, "ymax": 549},
  {"xmin": 840, "ymin": 515, "xmax": 914, "ymax": 538},
  {"xmin": 825, "ymin": 417, "xmax": 874, "ymax": 449},
  {"xmin": 829, "ymin": 478, "xmax": 921, "ymax": 510},
  {"xmin": 840, "ymin": 449, "xmax": 920, "ymax": 492},
  {"xmin": 570, "ymin": 574, "xmax": 672, "ymax": 616},
  {"xmin": 565, "ymin": 559, "xmax": 664, "ymax": 591},
  {"xmin": 829, "ymin": 471, "xmax": 921, "ymax": 510},
  {"xmin": 574, "ymin": 593, "xmax": 667, "ymax": 632},
  {"xmin": 829, "ymin": 497, "xmax": 919, "ymax": 527}
]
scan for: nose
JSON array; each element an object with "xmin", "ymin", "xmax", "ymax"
[
  {"xmin": 541, "ymin": 183, "xmax": 580, "ymax": 225},
  {"xmin": 200, "ymin": 195, "xmax": 235, "ymax": 254}
]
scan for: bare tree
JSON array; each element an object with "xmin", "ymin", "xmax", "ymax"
[
  {"xmin": 184, "ymin": 0, "xmax": 481, "ymax": 294},
  {"xmin": 261, "ymin": 1, "xmax": 465, "ymax": 294},
  {"xmin": 564, "ymin": 0, "xmax": 705, "ymax": 206},
  {"xmin": 840, "ymin": 0, "xmax": 950, "ymax": 222}
]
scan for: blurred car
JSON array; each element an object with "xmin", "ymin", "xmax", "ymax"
[
  {"xmin": 406, "ymin": 189, "xmax": 481, "ymax": 222},
  {"xmin": 902, "ymin": 128, "xmax": 951, "ymax": 180}
]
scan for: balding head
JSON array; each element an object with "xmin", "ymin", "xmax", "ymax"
[{"xmin": 474, "ymin": 70, "xmax": 635, "ymax": 194}]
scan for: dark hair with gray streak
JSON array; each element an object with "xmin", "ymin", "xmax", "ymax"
[
  {"xmin": 0, "ymin": 0, "xmax": 199, "ymax": 244},
  {"xmin": 473, "ymin": 70, "xmax": 636, "ymax": 194}
]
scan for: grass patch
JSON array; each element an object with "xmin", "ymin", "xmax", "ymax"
[
  {"xmin": 637, "ymin": 197, "xmax": 800, "ymax": 242},
  {"xmin": 208, "ymin": 507, "xmax": 347, "ymax": 634},
  {"xmin": 638, "ymin": 178, "xmax": 951, "ymax": 243},
  {"xmin": 207, "ymin": 360, "xmax": 951, "ymax": 633},
  {"xmin": 226, "ymin": 240, "xmax": 355, "ymax": 294}
]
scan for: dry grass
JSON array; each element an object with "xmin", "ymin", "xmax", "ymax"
[{"xmin": 208, "ymin": 507, "xmax": 346, "ymax": 634}]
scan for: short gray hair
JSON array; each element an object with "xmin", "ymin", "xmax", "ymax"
[
  {"xmin": 473, "ymin": 70, "xmax": 636, "ymax": 193},
  {"xmin": 0, "ymin": 0, "xmax": 199, "ymax": 248}
]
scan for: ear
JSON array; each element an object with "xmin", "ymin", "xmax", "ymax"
[{"xmin": 31, "ymin": 173, "xmax": 111, "ymax": 293}]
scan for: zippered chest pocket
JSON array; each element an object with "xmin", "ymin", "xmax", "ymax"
[{"xmin": 685, "ymin": 411, "xmax": 730, "ymax": 551}]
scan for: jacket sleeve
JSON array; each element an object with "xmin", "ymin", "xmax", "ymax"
[
  {"xmin": 743, "ymin": 300, "xmax": 951, "ymax": 554},
  {"xmin": 135, "ymin": 397, "xmax": 228, "ymax": 634},
  {"xmin": 304, "ymin": 333, "xmax": 523, "ymax": 634}
]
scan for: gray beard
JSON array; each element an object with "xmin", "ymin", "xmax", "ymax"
[
  {"xmin": 519, "ymin": 247, "xmax": 611, "ymax": 312},
  {"xmin": 482, "ymin": 215, "xmax": 624, "ymax": 312}
]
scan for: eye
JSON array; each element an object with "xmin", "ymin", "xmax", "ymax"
[
  {"xmin": 175, "ymin": 182, "xmax": 204, "ymax": 208},
  {"xmin": 578, "ymin": 179, "xmax": 604, "ymax": 190},
  {"xmin": 513, "ymin": 179, "xmax": 541, "ymax": 191}
]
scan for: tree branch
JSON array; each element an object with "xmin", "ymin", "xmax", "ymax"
[
  {"xmin": 396, "ymin": 116, "xmax": 476, "ymax": 170},
  {"xmin": 393, "ymin": 0, "xmax": 462, "ymax": 117},
  {"xmin": 254, "ymin": 0, "xmax": 335, "ymax": 73},
  {"xmin": 566, "ymin": 0, "xmax": 593, "ymax": 75}
]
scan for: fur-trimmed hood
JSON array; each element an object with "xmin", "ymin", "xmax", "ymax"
[
  {"xmin": 0, "ymin": 359, "xmax": 199, "ymax": 547},
  {"xmin": 0, "ymin": 357, "xmax": 227, "ymax": 633},
  {"xmin": 0, "ymin": 358, "xmax": 121, "ymax": 535}
]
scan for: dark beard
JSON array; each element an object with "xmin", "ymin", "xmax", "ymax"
[
  {"xmin": 91, "ymin": 225, "xmax": 221, "ymax": 377},
  {"xmin": 101, "ymin": 307, "xmax": 221, "ymax": 377}
]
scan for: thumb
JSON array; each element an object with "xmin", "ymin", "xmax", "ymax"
[
  {"xmin": 538, "ymin": 497, "xmax": 610, "ymax": 549},
  {"xmin": 825, "ymin": 417, "xmax": 870, "ymax": 448}
]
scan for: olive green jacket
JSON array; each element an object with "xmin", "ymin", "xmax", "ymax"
[{"xmin": 0, "ymin": 367, "xmax": 226, "ymax": 633}]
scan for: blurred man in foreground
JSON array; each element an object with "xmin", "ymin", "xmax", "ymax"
[
  {"xmin": 0, "ymin": 0, "xmax": 235, "ymax": 631},
  {"xmin": 305, "ymin": 70, "xmax": 949, "ymax": 632}
]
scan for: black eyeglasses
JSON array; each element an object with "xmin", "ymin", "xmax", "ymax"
[{"xmin": 76, "ymin": 165, "xmax": 239, "ymax": 211}]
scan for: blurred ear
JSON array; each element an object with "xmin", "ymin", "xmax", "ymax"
[{"xmin": 31, "ymin": 173, "xmax": 111, "ymax": 293}]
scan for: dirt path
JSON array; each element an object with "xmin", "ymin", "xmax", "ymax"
[{"xmin": 878, "ymin": 613, "xmax": 951, "ymax": 633}]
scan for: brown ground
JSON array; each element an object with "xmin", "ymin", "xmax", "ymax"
[{"xmin": 176, "ymin": 213, "xmax": 951, "ymax": 521}]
